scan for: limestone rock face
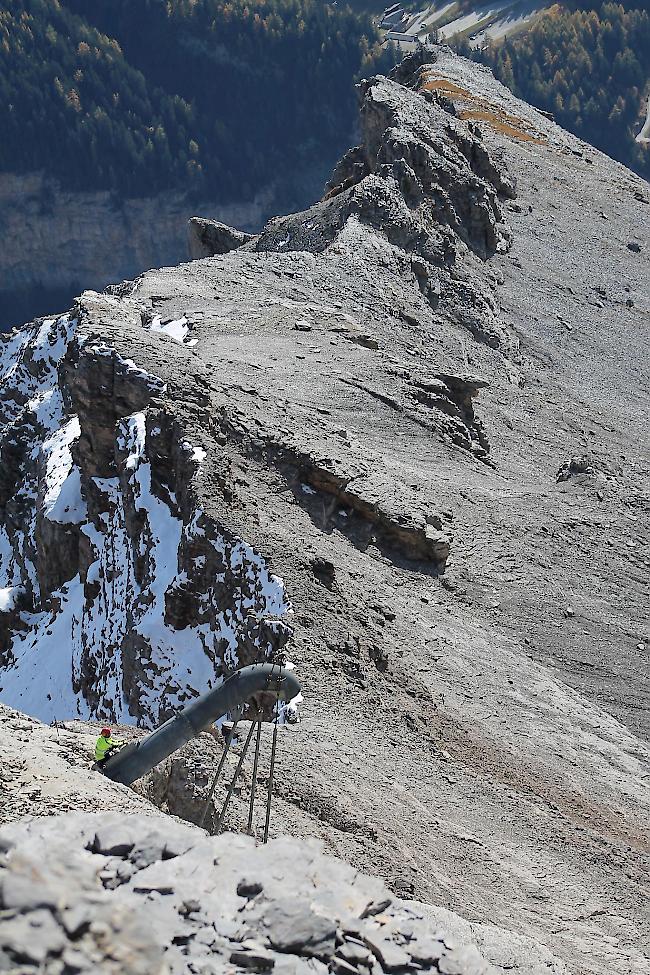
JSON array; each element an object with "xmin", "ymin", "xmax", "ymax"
[
  {"xmin": 0, "ymin": 308, "xmax": 291, "ymax": 726},
  {"xmin": 0, "ymin": 172, "xmax": 276, "ymax": 329},
  {"xmin": 0, "ymin": 46, "xmax": 649, "ymax": 975},
  {"xmin": 0, "ymin": 811, "xmax": 567, "ymax": 975}
]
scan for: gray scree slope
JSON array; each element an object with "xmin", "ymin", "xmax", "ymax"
[{"xmin": 0, "ymin": 48, "xmax": 649, "ymax": 975}]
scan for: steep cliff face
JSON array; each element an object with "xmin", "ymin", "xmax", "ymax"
[
  {"xmin": 0, "ymin": 48, "xmax": 649, "ymax": 975},
  {"xmin": 0, "ymin": 171, "xmax": 277, "ymax": 330},
  {"xmin": 0, "ymin": 308, "xmax": 291, "ymax": 725}
]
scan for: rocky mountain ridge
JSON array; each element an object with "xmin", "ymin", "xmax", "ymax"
[
  {"xmin": 1, "ymin": 807, "xmax": 569, "ymax": 975},
  {"xmin": 0, "ymin": 47, "xmax": 649, "ymax": 975}
]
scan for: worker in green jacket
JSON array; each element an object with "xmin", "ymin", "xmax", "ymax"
[{"xmin": 94, "ymin": 727, "xmax": 121, "ymax": 764}]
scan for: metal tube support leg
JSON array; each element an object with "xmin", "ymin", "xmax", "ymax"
[
  {"xmin": 247, "ymin": 718, "xmax": 262, "ymax": 835},
  {"xmin": 215, "ymin": 720, "xmax": 257, "ymax": 834},
  {"xmin": 198, "ymin": 721, "xmax": 239, "ymax": 830},
  {"xmin": 263, "ymin": 710, "xmax": 279, "ymax": 844}
]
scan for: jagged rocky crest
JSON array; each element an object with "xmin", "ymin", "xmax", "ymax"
[
  {"xmin": 0, "ymin": 811, "xmax": 549, "ymax": 975},
  {"xmin": 1, "ymin": 45, "xmax": 650, "ymax": 975},
  {"xmin": 0, "ymin": 309, "xmax": 291, "ymax": 725},
  {"xmin": 249, "ymin": 56, "xmax": 516, "ymax": 352},
  {"xmin": 0, "ymin": 54, "xmax": 516, "ymax": 726}
]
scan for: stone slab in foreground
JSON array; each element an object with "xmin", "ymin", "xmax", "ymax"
[{"xmin": 0, "ymin": 812, "xmax": 565, "ymax": 975}]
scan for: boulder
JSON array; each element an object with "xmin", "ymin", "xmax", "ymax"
[{"xmin": 188, "ymin": 217, "xmax": 255, "ymax": 259}]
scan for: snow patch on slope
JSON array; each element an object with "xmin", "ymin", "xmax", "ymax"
[
  {"xmin": 0, "ymin": 316, "xmax": 79, "ymax": 601},
  {"xmin": 1, "ymin": 314, "xmax": 292, "ymax": 726},
  {"xmin": 149, "ymin": 315, "xmax": 198, "ymax": 347},
  {"xmin": 41, "ymin": 416, "xmax": 86, "ymax": 525},
  {"xmin": 1, "ymin": 582, "xmax": 87, "ymax": 721},
  {"xmin": 0, "ymin": 315, "xmax": 76, "ymax": 425},
  {"xmin": 0, "ymin": 587, "xmax": 25, "ymax": 612}
]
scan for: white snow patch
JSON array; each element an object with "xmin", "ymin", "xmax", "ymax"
[
  {"xmin": 186, "ymin": 511, "xmax": 206, "ymax": 539},
  {"xmin": 2, "ymin": 442, "xmax": 291, "ymax": 724},
  {"xmin": 277, "ymin": 690, "xmax": 303, "ymax": 725},
  {"xmin": 181, "ymin": 440, "xmax": 206, "ymax": 464},
  {"xmin": 0, "ymin": 587, "xmax": 25, "ymax": 613},
  {"xmin": 0, "ymin": 527, "xmax": 20, "ymax": 590},
  {"xmin": 31, "ymin": 316, "xmax": 76, "ymax": 367},
  {"xmin": 301, "ymin": 483, "xmax": 316, "ymax": 495},
  {"xmin": 123, "ymin": 412, "xmax": 146, "ymax": 470},
  {"xmin": 28, "ymin": 388, "xmax": 63, "ymax": 435},
  {"xmin": 150, "ymin": 315, "xmax": 190, "ymax": 344},
  {"xmin": 41, "ymin": 416, "xmax": 87, "ymax": 524},
  {"xmin": 34, "ymin": 319, "xmax": 55, "ymax": 348},
  {"xmin": 1, "ymin": 597, "xmax": 84, "ymax": 719},
  {"xmin": 636, "ymin": 89, "xmax": 650, "ymax": 144},
  {"xmin": 0, "ymin": 316, "xmax": 75, "ymax": 427},
  {"xmin": 1, "ymin": 310, "xmax": 292, "ymax": 727},
  {"xmin": 0, "ymin": 316, "xmax": 80, "ymax": 601},
  {"xmin": 0, "ymin": 331, "xmax": 30, "ymax": 387}
]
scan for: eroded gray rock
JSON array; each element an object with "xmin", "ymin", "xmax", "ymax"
[
  {"xmin": 188, "ymin": 217, "xmax": 256, "ymax": 259},
  {"xmin": 0, "ymin": 811, "xmax": 549, "ymax": 975},
  {"xmin": 0, "ymin": 43, "xmax": 649, "ymax": 975}
]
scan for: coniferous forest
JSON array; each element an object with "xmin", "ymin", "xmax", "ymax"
[
  {"xmin": 4, "ymin": 1, "xmax": 649, "ymax": 198},
  {"xmin": 0, "ymin": 0, "xmax": 395, "ymax": 201},
  {"xmin": 461, "ymin": 1, "xmax": 650, "ymax": 181}
]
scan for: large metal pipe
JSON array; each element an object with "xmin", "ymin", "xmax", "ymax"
[{"xmin": 100, "ymin": 663, "xmax": 300, "ymax": 786}]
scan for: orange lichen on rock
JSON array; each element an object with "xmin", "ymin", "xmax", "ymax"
[
  {"xmin": 459, "ymin": 109, "xmax": 546, "ymax": 143},
  {"xmin": 420, "ymin": 73, "xmax": 547, "ymax": 145},
  {"xmin": 421, "ymin": 78, "xmax": 471, "ymax": 97}
]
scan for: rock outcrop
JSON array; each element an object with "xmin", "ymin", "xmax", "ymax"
[
  {"xmin": 188, "ymin": 217, "xmax": 256, "ymax": 259},
  {"xmin": 1, "ymin": 46, "xmax": 649, "ymax": 975},
  {"xmin": 0, "ymin": 705, "xmax": 158, "ymax": 825},
  {"xmin": 0, "ymin": 308, "xmax": 292, "ymax": 726},
  {"xmin": 0, "ymin": 810, "xmax": 568, "ymax": 975}
]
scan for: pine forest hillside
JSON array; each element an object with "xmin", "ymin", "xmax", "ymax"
[
  {"xmin": 461, "ymin": 1, "xmax": 650, "ymax": 181},
  {"xmin": 1, "ymin": 0, "xmax": 394, "ymax": 202}
]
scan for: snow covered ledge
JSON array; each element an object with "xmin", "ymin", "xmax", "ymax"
[{"xmin": 0, "ymin": 313, "xmax": 293, "ymax": 727}]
